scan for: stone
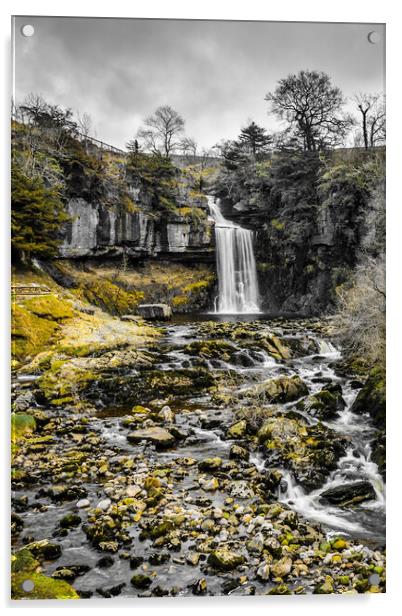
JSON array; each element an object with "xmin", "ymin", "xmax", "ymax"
[
  {"xmin": 24, "ymin": 539, "xmax": 62, "ymax": 561},
  {"xmin": 131, "ymin": 574, "xmax": 152, "ymax": 589},
  {"xmin": 192, "ymin": 578, "xmax": 207, "ymax": 595},
  {"xmin": 59, "ymin": 513, "xmax": 81, "ymax": 529},
  {"xmin": 207, "ymin": 547, "xmax": 246, "ymax": 571},
  {"xmin": 198, "ymin": 457, "xmax": 223, "ymax": 471},
  {"xmin": 227, "ymin": 420, "xmax": 247, "ymax": 439},
  {"xmin": 97, "ymin": 498, "xmax": 112, "ymax": 511},
  {"xmin": 319, "ymin": 481, "xmax": 376, "ymax": 507},
  {"xmin": 76, "ymin": 498, "xmax": 90, "ymax": 508},
  {"xmin": 127, "ymin": 427, "xmax": 176, "ymax": 449},
  {"xmin": 271, "ymin": 556, "xmax": 293, "ymax": 579},
  {"xmin": 314, "ymin": 575, "xmax": 334, "ymax": 594},
  {"xmin": 126, "ymin": 485, "xmax": 142, "ymax": 498},
  {"xmin": 199, "ymin": 476, "xmax": 219, "ymax": 491},
  {"xmin": 137, "ymin": 304, "xmax": 172, "ymax": 320},
  {"xmin": 229, "ymin": 444, "xmax": 249, "ymax": 461}
]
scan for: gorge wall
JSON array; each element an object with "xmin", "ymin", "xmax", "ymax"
[{"xmin": 60, "ymin": 197, "xmax": 214, "ymax": 262}]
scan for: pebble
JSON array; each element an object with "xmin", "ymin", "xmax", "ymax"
[
  {"xmin": 76, "ymin": 498, "xmax": 90, "ymax": 508},
  {"xmin": 97, "ymin": 498, "xmax": 112, "ymax": 511}
]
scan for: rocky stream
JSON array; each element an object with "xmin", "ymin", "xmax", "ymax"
[{"xmin": 11, "ymin": 314, "xmax": 386, "ymax": 598}]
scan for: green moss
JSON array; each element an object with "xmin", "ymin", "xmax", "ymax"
[
  {"xmin": 271, "ymin": 218, "xmax": 285, "ymax": 231},
  {"xmin": 11, "ymin": 548, "xmax": 39, "ymax": 574},
  {"xmin": 23, "ymin": 295, "xmax": 74, "ymax": 320},
  {"xmin": 11, "ymin": 413, "xmax": 36, "ymax": 442},
  {"xmin": 11, "ymin": 304, "xmax": 60, "ymax": 361},
  {"xmin": 11, "ymin": 572, "xmax": 79, "ymax": 600},
  {"xmin": 74, "ymin": 277, "xmax": 144, "ymax": 316}
]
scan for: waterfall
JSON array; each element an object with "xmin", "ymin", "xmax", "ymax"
[{"xmin": 208, "ymin": 196, "xmax": 260, "ymax": 314}]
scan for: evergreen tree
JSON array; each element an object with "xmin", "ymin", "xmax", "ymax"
[
  {"xmin": 238, "ymin": 122, "xmax": 272, "ymax": 158},
  {"xmin": 11, "ymin": 164, "xmax": 69, "ymax": 259}
]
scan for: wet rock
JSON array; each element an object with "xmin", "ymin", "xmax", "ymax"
[
  {"xmin": 59, "ymin": 513, "xmax": 81, "ymax": 529},
  {"xmin": 298, "ymin": 383, "xmax": 345, "ymax": 420},
  {"xmin": 351, "ymin": 367, "xmax": 385, "ymax": 429},
  {"xmin": 198, "ymin": 457, "xmax": 223, "ymax": 471},
  {"xmin": 229, "ymin": 444, "xmax": 250, "ymax": 461},
  {"xmin": 258, "ymin": 415, "xmax": 347, "ymax": 489},
  {"xmin": 371, "ymin": 430, "xmax": 386, "ymax": 480},
  {"xmin": 149, "ymin": 552, "xmax": 170, "ymax": 565},
  {"xmin": 52, "ymin": 564, "xmax": 90, "ymax": 581},
  {"xmin": 319, "ymin": 481, "xmax": 376, "ymax": 507},
  {"xmin": 96, "ymin": 583, "xmax": 126, "ymax": 597},
  {"xmin": 129, "ymin": 556, "xmax": 145, "ymax": 569},
  {"xmin": 46, "ymin": 485, "xmax": 88, "ymax": 503},
  {"xmin": 97, "ymin": 498, "xmax": 112, "ymax": 511},
  {"xmin": 191, "ymin": 577, "xmax": 207, "ymax": 595},
  {"xmin": 127, "ymin": 427, "xmax": 176, "ymax": 449},
  {"xmin": 97, "ymin": 555, "xmax": 114, "ymax": 568},
  {"xmin": 244, "ymin": 375, "xmax": 308, "ymax": 404},
  {"xmin": 24, "ymin": 539, "xmax": 62, "ymax": 561},
  {"xmin": 11, "ymin": 513, "xmax": 24, "ymax": 536},
  {"xmin": 227, "ymin": 420, "xmax": 247, "ymax": 439},
  {"xmin": 138, "ymin": 304, "xmax": 172, "ymax": 320},
  {"xmin": 131, "ymin": 573, "xmax": 152, "ymax": 589},
  {"xmin": 199, "ymin": 476, "xmax": 219, "ymax": 491},
  {"xmin": 208, "ymin": 547, "xmax": 246, "ymax": 571},
  {"xmin": 228, "ymin": 480, "xmax": 254, "ymax": 499},
  {"xmin": 76, "ymin": 498, "xmax": 90, "ymax": 508}
]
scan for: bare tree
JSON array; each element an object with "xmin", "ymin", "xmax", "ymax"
[
  {"xmin": 180, "ymin": 136, "xmax": 198, "ymax": 158},
  {"xmin": 354, "ymin": 92, "xmax": 386, "ymax": 149},
  {"xmin": 77, "ymin": 111, "xmax": 93, "ymax": 139},
  {"xmin": 137, "ymin": 105, "xmax": 185, "ymax": 158},
  {"xmin": 265, "ymin": 70, "xmax": 352, "ymax": 151}
]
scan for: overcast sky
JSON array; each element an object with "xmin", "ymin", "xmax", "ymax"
[{"xmin": 13, "ymin": 17, "xmax": 385, "ymax": 150}]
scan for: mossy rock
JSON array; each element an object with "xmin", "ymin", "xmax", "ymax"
[
  {"xmin": 243, "ymin": 375, "xmax": 308, "ymax": 404},
  {"xmin": 351, "ymin": 366, "xmax": 385, "ymax": 429},
  {"xmin": 11, "ymin": 572, "xmax": 79, "ymax": 600},
  {"xmin": 12, "ymin": 304, "xmax": 60, "ymax": 362},
  {"xmin": 11, "ymin": 413, "xmax": 36, "ymax": 442},
  {"xmin": 23, "ymin": 295, "xmax": 74, "ymax": 321},
  {"xmin": 207, "ymin": 548, "xmax": 246, "ymax": 571},
  {"xmin": 226, "ymin": 419, "xmax": 247, "ymax": 439}
]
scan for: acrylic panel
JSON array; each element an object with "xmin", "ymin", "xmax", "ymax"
[{"xmin": 11, "ymin": 16, "xmax": 385, "ymax": 600}]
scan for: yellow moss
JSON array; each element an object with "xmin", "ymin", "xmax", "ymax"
[
  {"xmin": 11, "ymin": 413, "xmax": 36, "ymax": 442},
  {"xmin": 11, "ymin": 304, "xmax": 60, "ymax": 361},
  {"xmin": 22, "ymin": 295, "xmax": 74, "ymax": 320},
  {"xmin": 11, "ymin": 572, "xmax": 79, "ymax": 600}
]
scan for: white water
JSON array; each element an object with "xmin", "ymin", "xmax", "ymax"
[{"xmin": 208, "ymin": 196, "xmax": 260, "ymax": 314}]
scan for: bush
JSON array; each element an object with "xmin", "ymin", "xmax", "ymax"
[{"xmin": 335, "ymin": 255, "xmax": 385, "ymax": 367}]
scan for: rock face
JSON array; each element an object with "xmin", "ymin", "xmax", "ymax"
[
  {"xmin": 137, "ymin": 304, "xmax": 172, "ymax": 320},
  {"xmin": 60, "ymin": 198, "xmax": 214, "ymax": 262}
]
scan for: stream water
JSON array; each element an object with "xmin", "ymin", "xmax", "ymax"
[{"xmin": 12, "ymin": 314, "xmax": 385, "ymax": 597}]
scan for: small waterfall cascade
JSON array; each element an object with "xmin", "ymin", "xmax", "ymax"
[{"xmin": 208, "ymin": 196, "xmax": 260, "ymax": 314}]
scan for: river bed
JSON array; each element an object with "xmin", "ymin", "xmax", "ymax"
[{"xmin": 11, "ymin": 315, "xmax": 386, "ymax": 597}]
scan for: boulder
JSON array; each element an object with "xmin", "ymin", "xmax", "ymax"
[
  {"xmin": 127, "ymin": 427, "xmax": 176, "ymax": 449},
  {"xmin": 207, "ymin": 547, "xmax": 246, "ymax": 571},
  {"xmin": 351, "ymin": 367, "xmax": 385, "ymax": 429},
  {"xmin": 271, "ymin": 556, "xmax": 293, "ymax": 579},
  {"xmin": 319, "ymin": 481, "xmax": 376, "ymax": 507},
  {"xmin": 137, "ymin": 304, "xmax": 172, "ymax": 320}
]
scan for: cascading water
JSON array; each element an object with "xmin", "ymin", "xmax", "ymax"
[{"xmin": 208, "ymin": 196, "xmax": 260, "ymax": 314}]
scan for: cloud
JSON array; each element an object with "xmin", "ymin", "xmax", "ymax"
[{"xmin": 14, "ymin": 17, "xmax": 385, "ymax": 149}]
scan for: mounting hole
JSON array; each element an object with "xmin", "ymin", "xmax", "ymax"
[
  {"xmin": 21, "ymin": 579, "xmax": 35, "ymax": 592},
  {"xmin": 368, "ymin": 31, "xmax": 380, "ymax": 44},
  {"xmin": 21, "ymin": 24, "xmax": 35, "ymax": 37}
]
